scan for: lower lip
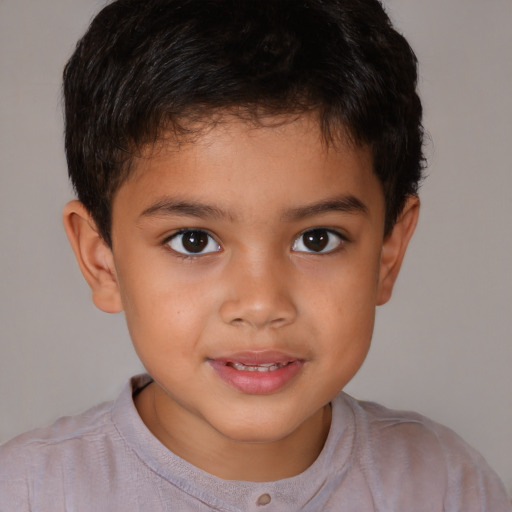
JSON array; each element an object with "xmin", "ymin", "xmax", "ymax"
[{"xmin": 208, "ymin": 360, "xmax": 304, "ymax": 395}]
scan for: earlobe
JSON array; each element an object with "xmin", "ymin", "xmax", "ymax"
[
  {"xmin": 376, "ymin": 195, "xmax": 420, "ymax": 306},
  {"xmin": 62, "ymin": 200, "xmax": 123, "ymax": 313}
]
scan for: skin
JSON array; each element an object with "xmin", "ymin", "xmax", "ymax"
[{"xmin": 63, "ymin": 114, "xmax": 419, "ymax": 481}]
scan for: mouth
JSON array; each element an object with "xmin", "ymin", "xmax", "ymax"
[
  {"xmin": 226, "ymin": 361, "xmax": 294, "ymax": 372},
  {"xmin": 208, "ymin": 351, "xmax": 304, "ymax": 394}
]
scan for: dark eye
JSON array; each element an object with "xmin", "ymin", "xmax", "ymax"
[
  {"xmin": 167, "ymin": 230, "xmax": 221, "ymax": 255},
  {"xmin": 292, "ymin": 229, "xmax": 342, "ymax": 253}
]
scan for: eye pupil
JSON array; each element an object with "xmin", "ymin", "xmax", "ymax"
[
  {"xmin": 303, "ymin": 229, "xmax": 329, "ymax": 252},
  {"xmin": 182, "ymin": 231, "xmax": 209, "ymax": 253}
]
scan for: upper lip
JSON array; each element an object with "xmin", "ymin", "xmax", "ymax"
[{"xmin": 209, "ymin": 350, "xmax": 303, "ymax": 366}]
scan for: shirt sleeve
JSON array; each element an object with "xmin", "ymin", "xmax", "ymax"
[
  {"xmin": 0, "ymin": 439, "xmax": 31, "ymax": 512},
  {"xmin": 357, "ymin": 398, "xmax": 512, "ymax": 511},
  {"xmin": 436, "ymin": 424, "xmax": 512, "ymax": 512}
]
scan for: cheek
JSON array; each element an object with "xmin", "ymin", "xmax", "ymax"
[
  {"xmin": 302, "ymin": 256, "xmax": 379, "ymax": 358},
  {"xmin": 117, "ymin": 260, "xmax": 221, "ymax": 358},
  {"xmin": 306, "ymin": 252, "xmax": 380, "ymax": 314}
]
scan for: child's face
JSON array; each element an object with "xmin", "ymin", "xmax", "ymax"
[{"xmin": 70, "ymin": 114, "xmax": 417, "ymax": 451}]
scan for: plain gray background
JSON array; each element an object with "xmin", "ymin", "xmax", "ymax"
[{"xmin": 1, "ymin": 0, "xmax": 511, "ymax": 496}]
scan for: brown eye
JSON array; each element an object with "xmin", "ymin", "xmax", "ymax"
[
  {"xmin": 292, "ymin": 229, "xmax": 342, "ymax": 253},
  {"xmin": 182, "ymin": 231, "xmax": 208, "ymax": 252},
  {"xmin": 303, "ymin": 229, "xmax": 328, "ymax": 252},
  {"xmin": 168, "ymin": 230, "xmax": 221, "ymax": 255}
]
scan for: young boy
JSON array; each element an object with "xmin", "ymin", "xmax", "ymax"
[{"xmin": 1, "ymin": 0, "xmax": 510, "ymax": 510}]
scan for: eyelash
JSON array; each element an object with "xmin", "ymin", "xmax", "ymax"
[{"xmin": 163, "ymin": 227, "xmax": 348, "ymax": 258}]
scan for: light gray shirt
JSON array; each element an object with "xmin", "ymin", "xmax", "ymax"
[{"xmin": 1, "ymin": 374, "xmax": 510, "ymax": 511}]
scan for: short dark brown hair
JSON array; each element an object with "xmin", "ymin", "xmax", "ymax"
[{"xmin": 64, "ymin": 0, "xmax": 424, "ymax": 246}]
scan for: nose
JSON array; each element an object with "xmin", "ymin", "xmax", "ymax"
[{"xmin": 219, "ymin": 252, "xmax": 298, "ymax": 330}]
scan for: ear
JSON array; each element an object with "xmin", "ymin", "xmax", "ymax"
[
  {"xmin": 63, "ymin": 200, "xmax": 123, "ymax": 313},
  {"xmin": 376, "ymin": 195, "xmax": 420, "ymax": 305}
]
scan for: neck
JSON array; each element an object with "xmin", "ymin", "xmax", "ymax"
[{"xmin": 135, "ymin": 382, "xmax": 332, "ymax": 481}]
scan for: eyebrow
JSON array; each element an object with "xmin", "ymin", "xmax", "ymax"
[
  {"xmin": 139, "ymin": 198, "xmax": 231, "ymax": 221},
  {"xmin": 281, "ymin": 195, "xmax": 368, "ymax": 221},
  {"xmin": 139, "ymin": 194, "xmax": 368, "ymax": 223}
]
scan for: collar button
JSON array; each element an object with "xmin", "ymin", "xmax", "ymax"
[{"xmin": 256, "ymin": 493, "xmax": 272, "ymax": 506}]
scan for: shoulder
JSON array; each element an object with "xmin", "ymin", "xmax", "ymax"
[
  {"xmin": 346, "ymin": 395, "xmax": 465, "ymax": 458},
  {"xmin": 0, "ymin": 397, "xmax": 115, "ymax": 458},
  {"xmin": 335, "ymin": 394, "xmax": 511, "ymax": 511},
  {"xmin": 0, "ymin": 399, "xmax": 115, "ymax": 510}
]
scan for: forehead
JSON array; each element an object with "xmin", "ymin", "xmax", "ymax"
[
  {"xmin": 131, "ymin": 111, "xmax": 363, "ymax": 174},
  {"xmin": 114, "ymin": 113, "xmax": 384, "ymax": 224}
]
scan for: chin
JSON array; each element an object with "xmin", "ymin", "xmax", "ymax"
[{"xmin": 214, "ymin": 416, "xmax": 298, "ymax": 445}]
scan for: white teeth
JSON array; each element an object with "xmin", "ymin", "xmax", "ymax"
[{"xmin": 229, "ymin": 362, "xmax": 290, "ymax": 372}]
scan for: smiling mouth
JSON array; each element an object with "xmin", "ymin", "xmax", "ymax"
[
  {"xmin": 227, "ymin": 361, "xmax": 293, "ymax": 372},
  {"xmin": 209, "ymin": 354, "xmax": 303, "ymax": 394}
]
